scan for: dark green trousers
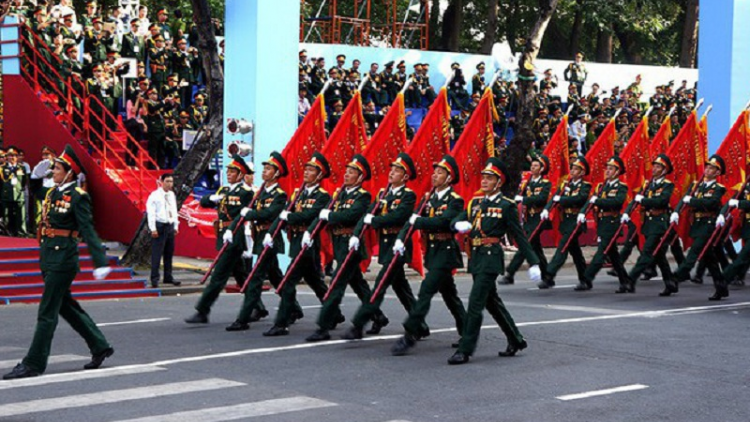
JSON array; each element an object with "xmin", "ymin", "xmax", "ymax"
[
  {"xmin": 403, "ymin": 268, "xmax": 466, "ymax": 336},
  {"xmin": 195, "ymin": 245, "xmax": 265, "ymax": 315},
  {"xmin": 723, "ymin": 240, "xmax": 750, "ymax": 281},
  {"xmin": 546, "ymin": 232, "xmax": 587, "ymax": 280},
  {"xmin": 674, "ymin": 231, "xmax": 725, "ymax": 289},
  {"xmin": 507, "ymin": 223, "xmax": 548, "ymax": 277},
  {"xmin": 457, "ymin": 272, "xmax": 524, "ymax": 356},
  {"xmin": 628, "ymin": 232, "xmax": 673, "ymax": 287},
  {"xmin": 583, "ymin": 232, "xmax": 628, "ymax": 284},
  {"xmin": 351, "ymin": 260, "xmax": 418, "ymax": 329},
  {"xmin": 23, "ymin": 270, "xmax": 110, "ymax": 373},
  {"xmin": 316, "ymin": 257, "xmax": 381, "ymax": 331},
  {"xmin": 275, "ymin": 251, "xmax": 340, "ymax": 328},
  {"xmin": 236, "ymin": 254, "xmax": 301, "ymax": 324},
  {"xmin": 618, "ymin": 221, "xmax": 639, "ymax": 263}
]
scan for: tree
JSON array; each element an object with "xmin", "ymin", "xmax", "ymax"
[
  {"xmin": 122, "ymin": 0, "xmax": 224, "ymax": 266},
  {"xmin": 679, "ymin": 0, "xmax": 698, "ymax": 68},
  {"xmin": 503, "ymin": 0, "xmax": 560, "ymax": 196},
  {"xmin": 480, "ymin": 0, "xmax": 499, "ymax": 54},
  {"xmin": 440, "ymin": 0, "xmax": 463, "ymax": 51}
]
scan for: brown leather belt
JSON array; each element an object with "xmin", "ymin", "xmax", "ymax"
[
  {"xmin": 563, "ymin": 208, "xmax": 578, "ymax": 214},
  {"xmin": 42, "ymin": 228, "xmax": 79, "ymax": 238},
  {"xmin": 598, "ymin": 211, "xmax": 619, "ymax": 218},
  {"xmin": 470, "ymin": 237, "xmax": 501, "ymax": 247},
  {"xmin": 526, "ymin": 206, "xmax": 544, "ymax": 215},
  {"xmin": 332, "ymin": 227, "xmax": 355, "ymax": 236},
  {"xmin": 694, "ymin": 212, "xmax": 717, "ymax": 219},
  {"xmin": 217, "ymin": 219, "xmax": 232, "ymax": 229},
  {"xmin": 255, "ymin": 223, "xmax": 271, "ymax": 231},
  {"xmin": 381, "ymin": 227, "xmax": 402, "ymax": 235},
  {"xmin": 428, "ymin": 233, "xmax": 454, "ymax": 241},
  {"xmin": 288, "ymin": 225, "xmax": 306, "ymax": 233},
  {"xmin": 645, "ymin": 209, "xmax": 668, "ymax": 217}
]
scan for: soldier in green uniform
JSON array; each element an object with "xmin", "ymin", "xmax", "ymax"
[
  {"xmin": 144, "ymin": 88, "xmax": 166, "ymax": 168},
  {"xmin": 719, "ymin": 176, "xmax": 750, "ymax": 283},
  {"xmin": 620, "ymin": 154, "xmax": 677, "ymax": 295},
  {"xmin": 669, "ymin": 155, "xmax": 728, "ymax": 300},
  {"xmin": 537, "ymin": 157, "xmax": 592, "ymax": 289},
  {"xmin": 263, "ymin": 153, "xmax": 344, "ymax": 336},
  {"xmin": 564, "ymin": 52, "xmax": 588, "ymax": 96},
  {"xmin": 447, "ymin": 158, "xmax": 541, "ymax": 365},
  {"xmin": 390, "ymin": 155, "xmax": 467, "ymax": 356},
  {"xmin": 80, "ymin": 1, "xmax": 98, "ymax": 30},
  {"xmin": 500, "ymin": 155, "xmax": 552, "ymax": 285},
  {"xmin": 172, "ymin": 38, "xmax": 193, "ymax": 109},
  {"xmin": 1, "ymin": 147, "xmax": 28, "ymax": 236},
  {"xmin": 148, "ymin": 35, "xmax": 168, "ymax": 92},
  {"xmin": 226, "ymin": 152, "xmax": 294, "ymax": 331},
  {"xmin": 3, "ymin": 146, "xmax": 114, "ymax": 380},
  {"xmin": 339, "ymin": 153, "xmax": 423, "ymax": 340},
  {"xmin": 578, "ymin": 156, "xmax": 629, "ymax": 292},
  {"xmin": 189, "ymin": 94, "xmax": 208, "ymax": 127},
  {"xmin": 471, "ymin": 62, "xmax": 486, "ymax": 96},
  {"xmin": 380, "ymin": 61, "xmax": 396, "ymax": 104},
  {"xmin": 121, "ymin": 19, "xmax": 146, "ymax": 63}
]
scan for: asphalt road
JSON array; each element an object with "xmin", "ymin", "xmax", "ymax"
[{"xmin": 1, "ymin": 268, "xmax": 749, "ymax": 422}]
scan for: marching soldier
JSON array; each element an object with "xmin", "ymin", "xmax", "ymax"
[
  {"xmin": 578, "ymin": 156, "xmax": 629, "ymax": 292},
  {"xmin": 564, "ymin": 52, "xmax": 588, "ymax": 96},
  {"xmin": 500, "ymin": 155, "xmax": 552, "ymax": 285},
  {"xmin": 719, "ymin": 176, "xmax": 750, "ymax": 284},
  {"xmin": 2, "ymin": 147, "xmax": 28, "ymax": 236},
  {"xmin": 669, "ymin": 155, "xmax": 728, "ymax": 300},
  {"xmin": 340, "ymin": 153, "xmax": 423, "ymax": 340},
  {"xmin": 391, "ymin": 155, "xmax": 467, "ymax": 356},
  {"xmin": 3, "ymin": 146, "xmax": 113, "ymax": 380},
  {"xmin": 471, "ymin": 62, "xmax": 486, "ymax": 96},
  {"xmin": 620, "ymin": 154, "xmax": 677, "ymax": 295},
  {"xmin": 537, "ymin": 157, "xmax": 592, "ymax": 289},
  {"xmin": 448, "ymin": 158, "xmax": 541, "ymax": 365}
]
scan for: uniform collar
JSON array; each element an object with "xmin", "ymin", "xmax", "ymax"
[
  {"xmin": 607, "ymin": 178, "xmax": 619, "ymax": 186},
  {"xmin": 435, "ymin": 186, "xmax": 451, "ymax": 200},
  {"xmin": 304, "ymin": 184, "xmax": 319, "ymax": 194},
  {"xmin": 228, "ymin": 181, "xmax": 241, "ymax": 190},
  {"xmin": 703, "ymin": 179, "xmax": 716, "ymax": 187},
  {"xmin": 264, "ymin": 183, "xmax": 278, "ymax": 193},
  {"xmin": 390, "ymin": 184, "xmax": 405, "ymax": 195},
  {"xmin": 345, "ymin": 185, "xmax": 360, "ymax": 194},
  {"xmin": 653, "ymin": 177, "xmax": 665, "ymax": 185},
  {"xmin": 57, "ymin": 181, "xmax": 76, "ymax": 191},
  {"xmin": 486, "ymin": 191, "xmax": 501, "ymax": 202},
  {"xmin": 531, "ymin": 176, "xmax": 541, "ymax": 183}
]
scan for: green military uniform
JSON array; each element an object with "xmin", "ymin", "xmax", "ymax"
[
  {"xmin": 148, "ymin": 37, "xmax": 168, "ymax": 91},
  {"xmin": 471, "ymin": 63, "xmax": 486, "ymax": 96},
  {"xmin": 448, "ymin": 158, "xmax": 539, "ymax": 364},
  {"xmin": 144, "ymin": 95, "xmax": 166, "ymax": 168},
  {"xmin": 580, "ymin": 157, "xmax": 629, "ymax": 291},
  {"xmin": 672, "ymin": 155, "xmax": 728, "ymax": 300},
  {"xmin": 391, "ymin": 155, "xmax": 467, "ymax": 355},
  {"xmin": 540, "ymin": 157, "xmax": 592, "ymax": 288},
  {"xmin": 5, "ymin": 146, "xmax": 111, "ymax": 379},
  {"xmin": 83, "ymin": 28, "xmax": 110, "ymax": 67},
  {"xmin": 721, "ymin": 180, "xmax": 750, "ymax": 282},
  {"xmin": 564, "ymin": 54, "xmax": 587, "ymax": 95},
  {"xmin": 121, "ymin": 28, "xmax": 146, "ymax": 63},
  {"xmin": 1, "ymin": 149, "xmax": 28, "ymax": 236}
]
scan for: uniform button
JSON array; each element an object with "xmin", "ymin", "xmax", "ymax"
[{"xmin": 55, "ymin": 246, "xmax": 60, "ymax": 250}]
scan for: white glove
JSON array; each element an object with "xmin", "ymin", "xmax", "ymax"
[
  {"xmin": 540, "ymin": 209, "xmax": 550, "ymax": 221},
  {"xmin": 364, "ymin": 214, "xmax": 374, "ymax": 225},
  {"xmin": 301, "ymin": 231, "xmax": 313, "ymax": 248},
  {"xmin": 716, "ymin": 214, "xmax": 726, "ymax": 228},
  {"xmin": 240, "ymin": 207, "xmax": 250, "ymax": 218},
  {"xmin": 553, "ymin": 195, "xmax": 561, "ymax": 202},
  {"xmin": 393, "ymin": 239, "xmax": 406, "ymax": 255},
  {"xmin": 514, "ymin": 195, "xmax": 523, "ymax": 202},
  {"xmin": 670, "ymin": 212, "xmax": 679, "ymax": 225},
  {"xmin": 93, "ymin": 267, "xmax": 111, "ymax": 280},
  {"xmin": 262, "ymin": 233, "xmax": 273, "ymax": 248},
  {"xmin": 279, "ymin": 210, "xmax": 289, "ymax": 221},
  {"xmin": 683, "ymin": 195, "xmax": 692, "ymax": 204},
  {"xmin": 209, "ymin": 194, "xmax": 222, "ymax": 203},
  {"xmin": 577, "ymin": 213, "xmax": 586, "ymax": 224},
  {"xmin": 729, "ymin": 199, "xmax": 739, "ymax": 208},
  {"xmin": 621, "ymin": 213, "xmax": 630, "ymax": 224},
  {"xmin": 589, "ymin": 196, "xmax": 598, "ymax": 204},
  {"xmin": 454, "ymin": 221, "xmax": 472, "ymax": 233},
  {"xmin": 635, "ymin": 194, "xmax": 644, "ymax": 203},
  {"xmin": 528, "ymin": 265, "xmax": 541, "ymax": 282},
  {"xmin": 319, "ymin": 209, "xmax": 331, "ymax": 221},
  {"xmin": 222, "ymin": 229, "xmax": 234, "ymax": 243},
  {"xmin": 409, "ymin": 214, "xmax": 419, "ymax": 225},
  {"xmin": 242, "ymin": 250, "xmax": 253, "ymax": 259},
  {"xmin": 348, "ymin": 236, "xmax": 360, "ymax": 251}
]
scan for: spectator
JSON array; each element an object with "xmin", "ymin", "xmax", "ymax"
[
  {"xmin": 147, "ymin": 173, "xmax": 180, "ymax": 288},
  {"xmin": 569, "ymin": 113, "xmax": 588, "ymax": 155},
  {"xmin": 298, "ymin": 85, "xmax": 311, "ymax": 120}
]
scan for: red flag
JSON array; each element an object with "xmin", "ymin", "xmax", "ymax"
[
  {"xmin": 584, "ymin": 115, "xmax": 616, "ymax": 188},
  {"xmin": 715, "ymin": 110, "xmax": 750, "ymax": 241},
  {"xmin": 279, "ymin": 94, "xmax": 327, "ymax": 195},
  {"xmin": 451, "ymin": 88, "xmax": 498, "ymax": 201},
  {"xmin": 405, "ymin": 88, "xmax": 452, "ymax": 199},
  {"xmin": 620, "ymin": 116, "xmax": 652, "ymax": 246},
  {"xmin": 320, "ymin": 91, "xmax": 369, "ymax": 193},
  {"xmin": 699, "ymin": 114, "xmax": 709, "ymax": 164},
  {"xmin": 362, "ymin": 93, "xmax": 408, "ymax": 193},
  {"xmin": 542, "ymin": 115, "xmax": 570, "ymax": 189},
  {"xmin": 650, "ymin": 115, "xmax": 671, "ymax": 158}
]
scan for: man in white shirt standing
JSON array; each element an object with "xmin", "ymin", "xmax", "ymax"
[
  {"xmin": 568, "ymin": 113, "xmax": 588, "ymax": 156},
  {"xmin": 147, "ymin": 173, "xmax": 180, "ymax": 287}
]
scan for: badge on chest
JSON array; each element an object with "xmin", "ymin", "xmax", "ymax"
[{"xmin": 53, "ymin": 195, "xmax": 72, "ymax": 214}]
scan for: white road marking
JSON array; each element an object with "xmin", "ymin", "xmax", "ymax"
[
  {"xmin": 508, "ymin": 302, "xmax": 628, "ymax": 315},
  {"xmin": 0, "ymin": 354, "xmax": 87, "ymax": 370},
  {"xmin": 0, "ymin": 366, "xmax": 166, "ymax": 391},
  {"xmin": 0, "ymin": 378, "xmax": 245, "ymax": 418},
  {"xmin": 526, "ymin": 284, "xmax": 577, "ymax": 291},
  {"xmin": 556, "ymin": 384, "xmax": 649, "ymax": 401},
  {"xmin": 97, "ymin": 318, "xmax": 171, "ymax": 327},
  {"xmin": 0, "ymin": 347, "xmax": 23, "ymax": 354},
  {"xmin": 108, "ymin": 396, "xmax": 337, "ymax": 422}
]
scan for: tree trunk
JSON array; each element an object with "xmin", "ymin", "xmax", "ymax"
[
  {"xmin": 613, "ymin": 23, "xmax": 642, "ymax": 64},
  {"xmin": 480, "ymin": 0, "xmax": 499, "ymax": 54},
  {"xmin": 595, "ymin": 28, "xmax": 612, "ymax": 63},
  {"xmin": 679, "ymin": 0, "xmax": 699, "ymax": 68},
  {"xmin": 440, "ymin": 0, "xmax": 463, "ymax": 52},
  {"xmin": 121, "ymin": 0, "xmax": 225, "ymax": 266},
  {"xmin": 428, "ymin": 0, "xmax": 441, "ymax": 50},
  {"xmin": 504, "ymin": 0, "xmax": 560, "ymax": 196},
  {"xmin": 568, "ymin": 0, "xmax": 583, "ymax": 58},
  {"xmin": 505, "ymin": 0, "xmax": 520, "ymax": 51}
]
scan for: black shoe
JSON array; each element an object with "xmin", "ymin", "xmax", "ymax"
[
  {"xmin": 606, "ymin": 269, "xmax": 617, "ymax": 277},
  {"xmin": 573, "ymin": 283, "xmax": 591, "ymax": 291},
  {"xmin": 306, "ymin": 329, "xmax": 331, "ymax": 342},
  {"xmin": 289, "ymin": 309, "xmax": 304, "ymax": 325},
  {"xmin": 366, "ymin": 314, "xmax": 389, "ymax": 335},
  {"xmin": 709, "ymin": 285, "xmax": 729, "ymax": 301},
  {"xmin": 391, "ymin": 334, "xmax": 417, "ymax": 356},
  {"xmin": 225, "ymin": 321, "xmax": 249, "ymax": 331},
  {"xmin": 341, "ymin": 326, "xmax": 364, "ymax": 340},
  {"xmin": 537, "ymin": 279, "xmax": 555, "ymax": 289},
  {"xmin": 416, "ymin": 326, "xmax": 431, "ymax": 340},
  {"xmin": 660, "ymin": 278, "xmax": 679, "ymax": 296},
  {"xmin": 498, "ymin": 275, "xmax": 514, "ymax": 285},
  {"xmin": 615, "ymin": 285, "xmax": 629, "ymax": 294},
  {"xmin": 730, "ymin": 279, "xmax": 745, "ymax": 287},
  {"xmin": 164, "ymin": 279, "xmax": 181, "ymax": 286},
  {"xmin": 690, "ymin": 277, "xmax": 704, "ymax": 285},
  {"xmin": 708, "ymin": 292, "xmax": 724, "ymax": 301},
  {"xmin": 263, "ymin": 325, "xmax": 289, "ymax": 337},
  {"xmin": 447, "ymin": 351, "xmax": 470, "ymax": 365},
  {"xmin": 498, "ymin": 339, "xmax": 528, "ymax": 357},
  {"xmin": 248, "ymin": 309, "xmax": 269, "ymax": 323},
  {"xmin": 642, "ymin": 268, "xmax": 657, "ymax": 280},
  {"xmin": 332, "ymin": 314, "xmax": 346, "ymax": 330},
  {"xmin": 84, "ymin": 347, "xmax": 114, "ymax": 370},
  {"xmin": 451, "ymin": 341, "xmax": 460, "ymax": 348},
  {"xmin": 3, "ymin": 363, "xmax": 41, "ymax": 380},
  {"xmin": 185, "ymin": 312, "xmax": 208, "ymax": 324}
]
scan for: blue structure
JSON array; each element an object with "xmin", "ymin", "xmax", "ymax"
[{"xmin": 0, "ymin": 15, "xmax": 20, "ymax": 75}]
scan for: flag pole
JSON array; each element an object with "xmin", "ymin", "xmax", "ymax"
[
  {"xmin": 320, "ymin": 79, "xmax": 332, "ymax": 96},
  {"xmin": 702, "ymin": 105, "xmax": 713, "ymax": 119},
  {"xmin": 400, "ymin": 77, "xmax": 413, "ymax": 94},
  {"xmin": 667, "ymin": 105, "xmax": 677, "ymax": 118},
  {"xmin": 644, "ymin": 106, "xmax": 654, "ymax": 118},
  {"xmin": 443, "ymin": 70, "xmax": 456, "ymax": 89},
  {"xmin": 695, "ymin": 97, "xmax": 705, "ymax": 112},
  {"xmin": 357, "ymin": 74, "xmax": 370, "ymax": 92}
]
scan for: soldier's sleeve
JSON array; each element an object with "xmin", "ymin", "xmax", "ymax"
[
  {"xmin": 690, "ymin": 184, "xmax": 726, "ymax": 211},
  {"xmin": 507, "ymin": 202, "xmax": 540, "ymax": 265},
  {"xmin": 641, "ymin": 182, "xmax": 674, "ymax": 209},
  {"xmin": 523, "ymin": 180, "xmax": 550, "ymax": 207},
  {"xmin": 673, "ymin": 181, "xmax": 697, "ymax": 214},
  {"xmin": 288, "ymin": 191, "xmax": 331, "ymax": 226},
  {"xmin": 199, "ymin": 188, "xmax": 219, "ymax": 208},
  {"xmin": 72, "ymin": 190, "xmax": 108, "ymax": 268},
  {"xmin": 330, "ymin": 190, "xmax": 372, "ymax": 227},
  {"xmin": 371, "ymin": 189, "xmax": 416, "ymax": 229}
]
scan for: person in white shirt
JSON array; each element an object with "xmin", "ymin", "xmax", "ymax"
[
  {"xmin": 568, "ymin": 113, "xmax": 588, "ymax": 155},
  {"xmin": 147, "ymin": 173, "xmax": 180, "ymax": 287}
]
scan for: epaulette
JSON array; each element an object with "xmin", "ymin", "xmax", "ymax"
[
  {"xmin": 276, "ymin": 187, "xmax": 285, "ymax": 194},
  {"xmin": 450, "ymin": 192, "xmax": 462, "ymax": 199},
  {"xmin": 664, "ymin": 179, "xmax": 673, "ymax": 185},
  {"xmin": 541, "ymin": 178, "xmax": 550, "ymax": 183},
  {"xmin": 404, "ymin": 187, "xmax": 413, "ymax": 192},
  {"xmin": 358, "ymin": 188, "xmax": 367, "ymax": 194},
  {"xmin": 240, "ymin": 184, "xmax": 251, "ymax": 191},
  {"xmin": 716, "ymin": 183, "xmax": 725, "ymax": 189},
  {"xmin": 319, "ymin": 188, "xmax": 328, "ymax": 194},
  {"xmin": 75, "ymin": 187, "xmax": 87, "ymax": 195},
  {"xmin": 620, "ymin": 182, "xmax": 628, "ymax": 188},
  {"xmin": 582, "ymin": 180, "xmax": 592, "ymax": 185},
  {"xmin": 503, "ymin": 195, "xmax": 516, "ymax": 204}
]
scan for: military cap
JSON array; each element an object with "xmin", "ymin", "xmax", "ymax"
[
  {"xmin": 64, "ymin": 43, "xmax": 77, "ymax": 53},
  {"xmin": 347, "ymin": 154, "xmax": 371, "ymax": 181},
  {"xmin": 481, "ymin": 157, "xmax": 509, "ymax": 185},
  {"xmin": 306, "ymin": 152, "xmax": 331, "ymax": 179},
  {"xmin": 706, "ymin": 154, "xmax": 725, "ymax": 175},
  {"xmin": 137, "ymin": 76, "xmax": 150, "ymax": 84},
  {"xmin": 262, "ymin": 151, "xmax": 289, "ymax": 177},
  {"xmin": 227, "ymin": 154, "xmax": 252, "ymax": 175},
  {"xmin": 476, "ymin": 62, "xmax": 485, "ymax": 70},
  {"xmin": 533, "ymin": 154, "xmax": 550, "ymax": 175},
  {"xmin": 63, "ymin": 12, "xmax": 74, "ymax": 19},
  {"xmin": 333, "ymin": 100, "xmax": 343, "ymax": 107},
  {"xmin": 107, "ymin": 51, "xmax": 119, "ymax": 58},
  {"xmin": 397, "ymin": 60, "xmax": 406, "ymax": 68},
  {"xmin": 571, "ymin": 156, "xmax": 590, "ymax": 176},
  {"xmin": 451, "ymin": 62, "xmax": 460, "ymax": 69},
  {"xmin": 652, "ymin": 154, "xmax": 673, "ymax": 175},
  {"xmin": 157, "ymin": 8, "xmax": 168, "ymax": 15},
  {"xmin": 130, "ymin": 18, "xmax": 140, "ymax": 25},
  {"xmin": 86, "ymin": 0, "xmax": 97, "ymax": 5},
  {"xmin": 179, "ymin": 110, "xmax": 190, "ymax": 118},
  {"xmin": 148, "ymin": 23, "xmax": 158, "ymax": 30},
  {"xmin": 92, "ymin": 64, "xmax": 103, "ymax": 71},
  {"xmin": 92, "ymin": 17, "xmax": 102, "ymax": 24},
  {"xmin": 328, "ymin": 67, "xmax": 339, "ymax": 75},
  {"xmin": 384, "ymin": 61, "xmax": 394, "ymax": 67},
  {"xmin": 433, "ymin": 154, "xmax": 460, "ymax": 184},
  {"xmin": 606, "ymin": 156, "xmax": 626, "ymax": 175},
  {"xmin": 153, "ymin": 35, "xmax": 164, "ymax": 42},
  {"xmin": 5, "ymin": 146, "xmax": 19, "ymax": 156},
  {"xmin": 391, "ymin": 152, "xmax": 417, "ymax": 180},
  {"xmin": 167, "ymin": 74, "xmax": 178, "ymax": 81},
  {"xmin": 299, "ymin": 49, "xmax": 307, "ymax": 56},
  {"xmin": 41, "ymin": 146, "xmax": 56, "ymax": 155},
  {"xmin": 337, "ymin": 54, "xmax": 346, "ymax": 60},
  {"xmin": 0, "ymin": 148, "xmax": 5, "ymax": 157},
  {"xmin": 194, "ymin": 93, "xmax": 205, "ymax": 100},
  {"xmin": 146, "ymin": 87, "xmax": 158, "ymax": 95},
  {"xmin": 177, "ymin": 38, "xmax": 187, "ymax": 45},
  {"xmin": 56, "ymin": 145, "xmax": 84, "ymax": 175},
  {"xmin": 298, "ymin": 83, "xmax": 308, "ymax": 91},
  {"xmin": 413, "ymin": 63, "xmax": 422, "ymax": 69},
  {"xmin": 33, "ymin": 6, "xmax": 45, "ymax": 15},
  {"xmin": 576, "ymin": 52, "xmax": 584, "ymax": 58}
]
